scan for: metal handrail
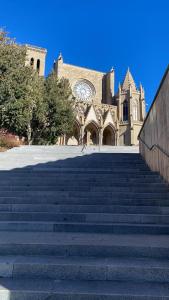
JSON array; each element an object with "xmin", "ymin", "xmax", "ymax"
[{"xmin": 139, "ymin": 137, "xmax": 169, "ymax": 159}]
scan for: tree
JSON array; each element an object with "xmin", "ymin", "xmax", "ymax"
[
  {"xmin": 44, "ymin": 71, "xmax": 75, "ymax": 144},
  {"xmin": 0, "ymin": 29, "xmax": 46, "ymax": 144},
  {"xmin": 0, "ymin": 29, "xmax": 75, "ymax": 145},
  {"xmin": 1, "ymin": 70, "xmax": 46, "ymax": 144}
]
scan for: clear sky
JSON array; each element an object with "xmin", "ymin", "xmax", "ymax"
[{"xmin": 0, "ymin": 0, "xmax": 169, "ymax": 109}]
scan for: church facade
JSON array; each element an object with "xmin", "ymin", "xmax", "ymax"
[{"xmin": 26, "ymin": 45, "xmax": 146, "ymax": 146}]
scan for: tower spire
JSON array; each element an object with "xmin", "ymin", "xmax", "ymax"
[
  {"xmin": 58, "ymin": 52, "xmax": 63, "ymax": 61},
  {"xmin": 122, "ymin": 68, "xmax": 137, "ymax": 92}
]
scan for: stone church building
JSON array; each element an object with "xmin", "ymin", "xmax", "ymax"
[{"xmin": 26, "ymin": 45, "xmax": 146, "ymax": 146}]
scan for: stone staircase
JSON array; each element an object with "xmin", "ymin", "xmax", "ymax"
[{"xmin": 0, "ymin": 146, "xmax": 168, "ymax": 299}]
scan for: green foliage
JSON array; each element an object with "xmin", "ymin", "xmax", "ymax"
[
  {"xmin": 0, "ymin": 71, "xmax": 46, "ymax": 143},
  {"xmin": 0, "ymin": 29, "xmax": 75, "ymax": 145},
  {"xmin": 44, "ymin": 72, "xmax": 75, "ymax": 144},
  {"xmin": 0, "ymin": 30, "xmax": 46, "ymax": 144}
]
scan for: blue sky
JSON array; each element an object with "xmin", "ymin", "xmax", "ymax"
[{"xmin": 0, "ymin": 0, "xmax": 169, "ymax": 109}]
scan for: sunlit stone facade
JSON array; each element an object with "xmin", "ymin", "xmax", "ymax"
[
  {"xmin": 54, "ymin": 54, "xmax": 146, "ymax": 146},
  {"xmin": 26, "ymin": 45, "xmax": 146, "ymax": 146}
]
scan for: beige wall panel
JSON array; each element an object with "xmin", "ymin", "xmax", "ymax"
[
  {"xmin": 26, "ymin": 46, "xmax": 47, "ymax": 76},
  {"xmin": 139, "ymin": 68, "xmax": 169, "ymax": 183},
  {"xmin": 57, "ymin": 63, "xmax": 105, "ymax": 104}
]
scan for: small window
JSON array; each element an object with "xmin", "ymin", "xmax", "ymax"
[
  {"xmin": 30, "ymin": 57, "xmax": 34, "ymax": 68},
  {"xmin": 123, "ymin": 100, "xmax": 128, "ymax": 121},
  {"xmin": 37, "ymin": 59, "xmax": 40, "ymax": 73}
]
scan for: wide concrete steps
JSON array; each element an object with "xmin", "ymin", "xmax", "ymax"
[
  {"xmin": 0, "ymin": 221, "xmax": 169, "ymax": 234},
  {"xmin": 0, "ymin": 185, "xmax": 168, "ymax": 192},
  {"xmin": 0, "ymin": 191, "xmax": 168, "ymax": 200},
  {"xmin": 0, "ymin": 210, "xmax": 168, "ymax": 234},
  {"xmin": 0, "ymin": 203, "xmax": 169, "ymax": 214},
  {"xmin": 0, "ymin": 147, "xmax": 168, "ymax": 298},
  {"xmin": 1, "ymin": 196, "xmax": 169, "ymax": 206},
  {"xmin": 1, "ymin": 255, "xmax": 169, "ymax": 283},
  {"xmin": 0, "ymin": 171, "xmax": 160, "ymax": 177},
  {"xmin": 0, "ymin": 212, "xmax": 169, "ymax": 224},
  {"xmin": 0, "ymin": 231, "xmax": 168, "ymax": 257},
  {"xmin": 1, "ymin": 232, "xmax": 169, "ymax": 298},
  {"xmin": 0, "ymin": 279, "xmax": 169, "ymax": 300}
]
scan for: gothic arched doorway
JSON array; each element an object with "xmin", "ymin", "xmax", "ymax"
[
  {"xmin": 84, "ymin": 122, "xmax": 99, "ymax": 145},
  {"xmin": 103, "ymin": 125, "xmax": 116, "ymax": 145}
]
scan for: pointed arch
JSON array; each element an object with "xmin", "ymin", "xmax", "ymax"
[
  {"xmin": 84, "ymin": 121, "xmax": 99, "ymax": 145},
  {"xmin": 103, "ymin": 110, "xmax": 115, "ymax": 128},
  {"xmin": 85, "ymin": 120, "xmax": 100, "ymax": 131},
  {"xmin": 67, "ymin": 120, "xmax": 81, "ymax": 145},
  {"xmin": 85, "ymin": 105, "xmax": 99, "ymax": 125},
  {"xmin": 103, "ymin": 124, "xmax": 116, "ymax": 145}
]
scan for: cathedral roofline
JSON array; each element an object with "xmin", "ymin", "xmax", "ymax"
[
  {"xmin": 56, "ymin": 53, "xmax": 106, "ymax": 75},
  {"xmin": 62, "ymin": 62, "xmax": 106, "ymax": 75},
  {"xmin": 25, "ymin": 44, "xmax": 47, "ymax": 54}
]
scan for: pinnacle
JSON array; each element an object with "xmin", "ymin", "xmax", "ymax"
[
  {"xmin": 122, "ymin": 68, "xmax": 137, "ymax": 92},
  {"xmin": 58, "ymin": 52, "xmax": 63, "ymax": 60}
]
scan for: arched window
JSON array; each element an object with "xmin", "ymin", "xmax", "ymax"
[
  {"xmin": 123, "ymin": 100, "xmax": 128, "ymax": 121},
  {"xmin": 133, "ymin": 100, "xmax": 138, "ymax": 121},
  {"xmin": 30, "ymin": 57, "xmax": 34, "ymax": 68},
  {"xmin": 37, "ymin": 59, "xmax": 40, "ymax": 73}
]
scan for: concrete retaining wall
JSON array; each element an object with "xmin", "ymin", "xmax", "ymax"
[{"xmin": 139, "ymin": 66, "xmax": 169, "ymax": 183}]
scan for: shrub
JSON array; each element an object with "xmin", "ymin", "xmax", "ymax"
[{"xmin": 0, "ymin": 129, "xmax": 23, "ymax": 149}]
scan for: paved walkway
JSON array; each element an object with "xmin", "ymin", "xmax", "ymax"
[{"xmin": 0, "ymin": 145, "xmax": 139, "ymax": 170}]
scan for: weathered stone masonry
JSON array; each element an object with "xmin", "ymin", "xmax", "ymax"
[{"xmin": 26, "ymin": 46, "xmax": 146, "ymax": 146}]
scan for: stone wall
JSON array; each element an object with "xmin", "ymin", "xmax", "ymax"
[
  {"xmin": 56, "ymin": 61, "xmax": 105, "ymax": 104},
  {"xmin": 25, "ymin": 45, "xmax": 47, "ymax": 76},
  {"xmin": 139, "ymin": 66, "xmax": 169, "ymax": 183},
  {"xmin": 54, "ymin": 56, "xmax": 144, "ymax": 146}
]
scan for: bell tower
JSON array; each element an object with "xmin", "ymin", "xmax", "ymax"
[
  {"xmin": 116, "ymin": 68, "xmax": 146, "ymax": 145},
  {"xmin": 25, "ymin": 44, "xmax": 47, "ymax": 76}
]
